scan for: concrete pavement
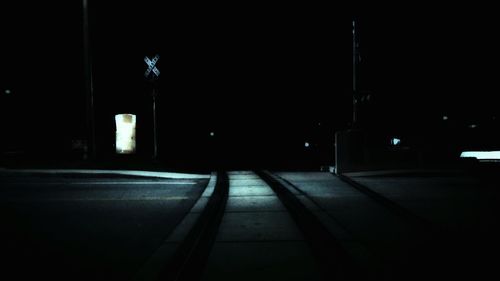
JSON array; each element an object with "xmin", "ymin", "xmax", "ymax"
[{"xmin": 201, "ymin": 171, "xmax": 322, "ymax": 281}]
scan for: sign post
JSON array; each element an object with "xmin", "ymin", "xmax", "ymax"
[
  {"xmin": 352, "ymin": 20, "xmax": 358, "ymax": 126},
  {"xmin": 83, "ymin": 0, "xmax": 96, "ymax": 159},
  {"xmin": 144, "ymin": 54, "xmax": 160, "ymax": 160}
]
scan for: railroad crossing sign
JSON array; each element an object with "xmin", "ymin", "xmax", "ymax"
[{"xmin": 144, "ymin": 54, "xmax": 160, "ymax": 79}]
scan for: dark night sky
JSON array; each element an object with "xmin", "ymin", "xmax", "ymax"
[{"xmin": 1, "ymin": 2, "xmax": 499, "ymax": 160}]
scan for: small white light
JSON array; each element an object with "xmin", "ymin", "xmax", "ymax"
[
  {"xmin": 304, "ymin": 142, "xmax": 310, "ymax": 148},
  {"xmin": 5, "ymin": 89, "xmax": 11, "ymax": 94},
  {"xmin": 390, "ymin": 138, "xmax": 401, "ymax": 146},
  {"xmin": 210, "ymin": 132, "xmax": 215, "ymax": 137},
  {"xmin": 442, "ymin": 116, "xmax": 448, "ymax": 121},
  {"xmin": 468, "ymin": 124, "xmax": 477, "ymax": 129}
]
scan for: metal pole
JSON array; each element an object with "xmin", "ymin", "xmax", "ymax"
[
  {"xmin": 83, "ymin": 0, "xmax": 96, "ymax": 159},
  {"xmin": 352, "ymin": 20, "xmax": 357, "ymax": 125},
  {"xmin": 152, "ymin": 88, "xmax": 158, "ymax": 160},
  {"xmin": 352, "ymin": 20, "xmax": 357, "ymax": 93}
]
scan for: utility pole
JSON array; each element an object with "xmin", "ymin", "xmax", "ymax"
[
  {"xmin": 83, "ymin": 0, "xmax": 96, "ymax": 159},
  {"xmin": 352, "ymin": 19, "xmax": 358, "ymax": 126}
]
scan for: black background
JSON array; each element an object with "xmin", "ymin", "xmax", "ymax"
[{"xmin": 1, "ymin": 2, "xmax": 499, "ymax": 167}]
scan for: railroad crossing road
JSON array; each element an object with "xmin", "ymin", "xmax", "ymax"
[{"xmin": 0, "ymin": 172, "xmax": 209, "ymax": 281}]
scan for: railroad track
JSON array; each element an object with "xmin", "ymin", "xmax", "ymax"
[{"xmin": 142, "ymin": 170, "xmax": 445, "ymax": 281}]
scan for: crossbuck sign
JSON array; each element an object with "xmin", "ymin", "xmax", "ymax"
[{"xmin": 144, "ymin": 54, "xmax": 160, "ymax": 79}]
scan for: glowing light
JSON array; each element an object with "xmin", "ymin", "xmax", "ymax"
[
  {"xmin": 5, "ymin": 89, "xmax": 11, "ymax": 94},
  {"xmin": 460, "ymin": 151, "xmax": 500, "ymax": 161},
  {"xmin": 468, "ymin": 124, "xmax": 477, "ymax": 129},
  {"xmin": 115, "ymin": 114, "xmax": 136, "ymax": 154},
  {"xmin": 390, "ymin": 138, "xmax": 401, "ymax": 146},
  {"xmin": 442, "ymin": 116, "xmax": 448, "ymax": 120},
  {"xmin": 210, "ymin": 132, "xmax": 215, "ymax": 137},
  {"xmin": 304, "ymin": 142, "xmax": 310, "ymax": 148}
]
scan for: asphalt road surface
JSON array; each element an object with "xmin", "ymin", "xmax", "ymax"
[{"xmin": 0, "ymin": 173, "xmax": 209, "ymax": 281}]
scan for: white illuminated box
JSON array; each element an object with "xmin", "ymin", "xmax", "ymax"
[
  {"xmin": 115, "ymin": 114, "xmax": 136, "ymax": 154},
  {"xmin": 460, "ymin": 151, "xmax": 500, "ymax": 161}
]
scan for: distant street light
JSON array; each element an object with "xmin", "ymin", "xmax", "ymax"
[
  {"xmin": 5, "ymin": 89, "xmax": 11, "ymax": 95},
  {"xmin": 390, "ymin": 138, "xmax": 401, "ymax": 146}
]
